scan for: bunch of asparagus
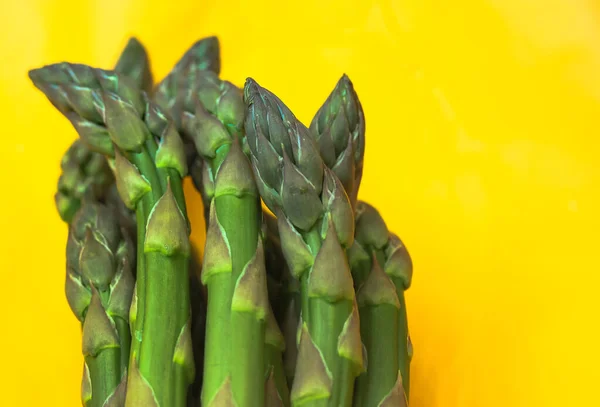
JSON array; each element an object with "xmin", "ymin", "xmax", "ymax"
[{"xmin": 30, "ymin": 36, "xmax": 414, "ymax": 407}]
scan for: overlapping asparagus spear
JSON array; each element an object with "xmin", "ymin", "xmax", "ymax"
[
  {"xmin": 244, "ymin": 79, "xmax": 363, "ymax": 407},
  {"xmin": 30, "ymin": 63, "xmax": 194, "ymax": 407},
  {"xmin": 66, "ymin": 200, "xmax": 135, "ymax": 407},
  {"xmin": 349, "ymin": 201, "xmax": 413, "ymax": 405},
  {"xmin": 175, "ymin": 70, "xmax": 286, "ymax": 407}
]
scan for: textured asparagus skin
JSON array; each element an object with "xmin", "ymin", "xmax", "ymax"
[
  {"xmin": 55, "ymin": 139, "xmax": 114, "ymax": 223},
  {"xmin": 177, "ymin": 70, "xmax": 272, "ymax": 407},
  {"xmin": 309, "ymin": 75, "xmax": 365, "ymax": 209},
  {"xmin": 153, "ymin": 36, "xmax": 220, "ymax": 129},
  {"xmin": 115, "ymin": 37, "xmax": 154, "ymax": 94},
  {"xmin": 350, "ymin": 201, "xmax": 414, "ymax": 402},
  {"xmin": 29, "ymin": 65, "xmax": 194, "ymax": 407},
  {"xmin": 67, "ymin": 201, "xmax": 135, "ymax": 407},
  {"xmin": 55, "ymin": 37, "xmax": 153, "ymax": 225},
  {"xmin": 244, "ymin": 79, "xmax": 362, "ymax": 407}
]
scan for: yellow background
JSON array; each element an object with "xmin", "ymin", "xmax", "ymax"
[{"xmin": 1, "ymin": 0, "xmax": 598, "ymax": 405}]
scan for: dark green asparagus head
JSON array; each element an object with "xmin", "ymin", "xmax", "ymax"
[
  {"xmin": 55, "ymin": 139, "xmax": 114, "ymax": 223},
  {"xmin": 65, "ymin": 200, "xmax": 135, "ymax": 323},
  {"xmin": 244, "ymin": 79, "xmax": 355, "ymax": 241},
  {"xmin": 153, "ymin": 36, "xmax": 221, "ymax": 124},
  {"xmin": 114, "ymin": 37, "xmax": 154, "ymax": 94},
  {"xmin": 48, "ymin": 37, "xmax": 154, "ymax": 224},
  {"xmin": 348, "ymin": 201, "xmax": 413, "ymax": 289},
  {"xmin": 310, "ymin": 75, "xmax": 365, "ymax": 207},
  {"xmin": 181, "ymin": 70, "xmax": 245, "ymax": 158}
]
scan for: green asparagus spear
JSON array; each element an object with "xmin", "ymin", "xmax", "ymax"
[
  {"xmin": 353, "ymin": 256, "xmax": 401, "ymax": 407},
  {"xmin": 309, "ymin": 75, "xmax": 365, "ymax": 208},
  {"xmin": 29, "ymin": 64, "xmax": 194, "ymax": 407},
  {"xmin": 55, "ymin": 36, "xmax": 152, "ymax": 228},
  {"xmin": 349, "ymin": 201, "xmax": 413, "ymax": 402},
  {"xmin": 244, "ymin": 79, "xmax": 363, "ymax": 407},
  {"xmin": 67, "ymin": 200, "xmax": 135, "ymax": 407},
  {"xmin": 177, "ymin": 70, "xmax": 275, "ymax": 407}
]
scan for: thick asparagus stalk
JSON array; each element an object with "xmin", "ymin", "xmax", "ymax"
[
  {"xmin": 309, "ymin": 75, "xmax": 365, "ymax": 209},
  {"xmin": 244, "ymin": 79, "xmax": 363, "ymax": 407},
  {"xmin": 177, "ymin": 70, "xmax": 274, "ymax": 407},
  {"xmin": 66, "ymin": 201, "xmax": 135, "ymax": 407},
  {"xmin": 349, "ymin": 201, "xmax": 413, "ymax": 402},
  {"xmin": 29, "ymin": 65, "xmax": 194, "ymax": 407}
]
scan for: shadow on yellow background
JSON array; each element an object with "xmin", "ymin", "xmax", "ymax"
[{"xmin": 1, "ymin": 0, "xmax": 599, "ymax": 405}]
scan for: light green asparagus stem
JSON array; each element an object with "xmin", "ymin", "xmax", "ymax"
[
  {"xmin": 176, "ymin": 70, "xmax": 271, "ymax": 406},
  {"xmin": 349, "ymin": 201, "xmax": 414, "ymax": 401},
  {"xmin": 244, "ymin": 79, "xmax": 363, "ymax": 407},
  {"xmin": 309, "ymin": 74, "xmax": 365, "ymax": 209},
  {"xmin": 29, "ymin": 64, "xmax": 194, "ymax": 407},
  {"xmin": 66, "ymin": 201, "xmax": 135, "ymax": 407}
]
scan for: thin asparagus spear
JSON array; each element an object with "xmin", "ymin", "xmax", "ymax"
[
  {"xmin": 309, "ymin": 75, "xmax": 365, "ymax": 208},
  {"xmin": 244, "ymin": 79, "xmax": 363, "ymax": 407},
  {"xmin": 350, "ymin": 201, "xmax": 413, "ymax": 401},
  {"xmin": 66, "ymin": 200, "xmax": 135, "ymax": 407},
  {"xmin": 179, "ymin": 70, "xmax": 274, "ymax": 407},
  {"xmin": 353, "ymin": 256, "xmax": 400, "ymax": 407},
  {"xmin": 29, "ymin": 65, "xmax": 194, "ymax": 407}
]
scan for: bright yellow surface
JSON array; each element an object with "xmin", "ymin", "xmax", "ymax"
[{"xmin": 1, "ymin": 0, "xmax": 598, "ymax": 405}]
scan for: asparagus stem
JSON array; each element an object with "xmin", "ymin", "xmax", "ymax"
[
  {"xmin": 29, "ymin": 63, "xmax": 194, "ymax": 407},
  {"xmin": 170, "ymin": 69, "xmax": 273, "ymax": 406},
  {"xmin": 244, "ymin": 79, "xmax": 362, "ymax": 407},
  {"xmin": 350, "ymin": 202, "xmax": 414, "ymax": 402}
]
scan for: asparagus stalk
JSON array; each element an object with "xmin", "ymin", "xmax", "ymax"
[
  {"xmin": 66, "ymin": 200, "xmax": 135, "ymax": 407},
  {"xmin": 176, "ymin": 69, "xmax": 274, "ymax": 407},
  {"xmin": 244, "ymin": 79, "xmax": 363, "ymax": 407},
  {"xmin": 352, "ymin": 256, "xmax": 401, "ymax": 407},
  {"xmin": 349, "ymin": 201, "xmax": 413, "ymax": 402},
  {"xmin": 309, "ymin": 75, "xmax": 365, "ymax": 209},
  {"xmin": 29, "ymin": 65, "xmax": 194, "ymax": 407}
]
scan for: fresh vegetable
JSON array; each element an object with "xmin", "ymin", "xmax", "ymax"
[{"xmin": 30, "ymin": 34, "xmax": 415, "ymax": 407}]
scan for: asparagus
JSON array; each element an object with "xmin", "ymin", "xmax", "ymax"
[
  {"xmin": 114, "ymin": 37, "xmax": 154, "ymax": 94},
  {"xmin": 29, "ymin": 65, "xmax": 194, "ymax": 407},
  {"xmin": 55, "ymin": 37, "xmax": 153, "ymax": 224},
  {"xmin": 309, "ymin": 75, "xmax": 365, "ymax": 208},
  {"xmin": 66, "ymin": 200, "xmax": 135, "ymax": 407},
  {"xmin": 244, "ymin": 79, "xmax": 363, "ymax": 407},
  {"xmin": 348, "ymin": 201, "xmax": 413, "ymax": 402},
  {"xmin": 55, "ymin": 139, "xmax": 114, "ymax": 223},
  {"xmin": 176, "ymin": 69, "xmax": 276, "ymax": 407}
]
